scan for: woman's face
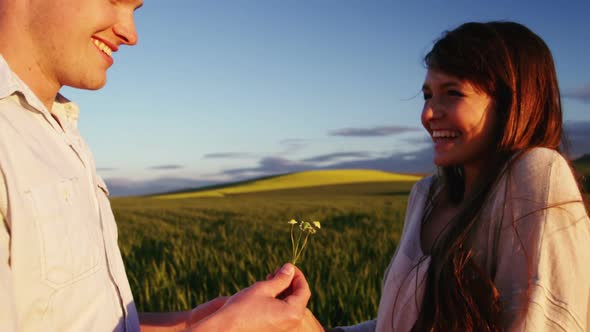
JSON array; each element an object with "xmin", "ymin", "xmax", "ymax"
[{"xmin": 421, "ymin": 69, "xmax": 498, "ymax": 171}]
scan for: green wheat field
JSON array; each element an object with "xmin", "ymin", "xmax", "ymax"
[{"xmin": 112, "ymin": 162, "xmax": 589, "ymax": 327}]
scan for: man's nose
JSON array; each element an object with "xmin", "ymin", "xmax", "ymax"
[{"xmin": 113, "ymin": 17, "xmax": 138, "ymax": 46}]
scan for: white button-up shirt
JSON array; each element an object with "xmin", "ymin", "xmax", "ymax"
[{"xmin": 0, "ymin": 55, "xmax": 140, "ymax": 331}]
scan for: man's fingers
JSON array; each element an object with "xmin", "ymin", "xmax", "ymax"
[
  {"xmin": 266, "ymin": 266, "xmax": 281, "ymax": 280},
  {"xmin": 283, "ymin": 266, "xmax": 311, "ymax": 309},
  {"xmin": 260, "ymin": 263, "xmax": 295, "ymax": 298}
]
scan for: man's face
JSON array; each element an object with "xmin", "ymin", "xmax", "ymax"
[{"xmin": 25, "ymin": 0, "xmax": 143, "ymax": 91}]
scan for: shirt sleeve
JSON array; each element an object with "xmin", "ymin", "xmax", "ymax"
[
  {"xmin": 0, "ymin": 204, "xmax": 16, "ymax": 331},
  {"xmin": 0, "ymin": 166, "xmax": 16, "ymax": 331},
  {"xmin": 493, "ymin": 149, "xmax": 590, "ymax": 332},
  {"xmin": 0, "ymin": 169, "xmax": 6, "ymax": 224}
]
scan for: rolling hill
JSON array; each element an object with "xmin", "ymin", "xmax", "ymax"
[
  {"xmin": 149, "ymin": 154, "xmax": 589, "ymax": 200},
  {"xmin": 153, "ymin": 169, "xmax": 422, "ymax": 199}
]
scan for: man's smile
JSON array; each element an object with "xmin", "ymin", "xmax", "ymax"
[{"xmin": 92, "ymin": 38, "xmax": 114, "ymax": 57}]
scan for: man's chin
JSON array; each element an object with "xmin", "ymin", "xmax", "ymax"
[
  {"xmin": 67, "ymin": 75, "xmax": 108, "ymax": 91},
  {"xmin": 76, "ymin": 81, "xmax": 107, "ymax": 91}
]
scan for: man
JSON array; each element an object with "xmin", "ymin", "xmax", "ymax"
[{"xmin": 0, "ymin": 0, "xmax": 310, "ymax": 330}]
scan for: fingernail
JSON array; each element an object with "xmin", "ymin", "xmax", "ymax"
[{"xmin": 279, "ymin": 263, "xmax": 294, "ymax": 276}]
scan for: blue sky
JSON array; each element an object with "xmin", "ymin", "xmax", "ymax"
[{"xmin": 62, "ymin": 0, "xmax": 590, "ymax": 195}]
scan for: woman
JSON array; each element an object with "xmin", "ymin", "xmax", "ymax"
[{"xmin": 302, "ymin": 21, "xmax": 590, "ymax": 331}]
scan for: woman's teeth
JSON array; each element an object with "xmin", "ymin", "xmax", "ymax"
[{"xmin": 432, "ymin": 130, "xmax": 461, "ymax": 138}]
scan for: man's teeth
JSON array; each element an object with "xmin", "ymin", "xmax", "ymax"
[
  {"xmin": 432, "ymin": 130, "xmax": 461, "ymax": 138},
  {"xmin": 92, "ymin": 39, "xmax": 113, "ymax": 57}
]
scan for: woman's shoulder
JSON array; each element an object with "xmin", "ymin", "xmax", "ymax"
[
  {"xmin": 403, "ymin": 175, "xmax": 435, "ymax": 223},
  {"xmin": 504, "ymin": 147, "xmax": 581, "ymax": 203},
  {"xmin": 412, "ymin": 175, "xmax": 436, "ymax": 195},
  {"xmin": 405, "ymin": 174, "xmax": 435, "ymax": 208},
  {"xmin": 509, "ymin": 147, "xmax": 564, "ymax": 173}
]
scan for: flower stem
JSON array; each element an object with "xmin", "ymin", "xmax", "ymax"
[
  {"xmin": 290, "ymin": 224, "xmax": 295, "ymax": 263},
  {"xmin": 292, "ymin": 228, "xmax": 303, "ymax": 264},
  {"xmin": 293, "ymin": 233, "xmax": 310, "ymax": 265}
]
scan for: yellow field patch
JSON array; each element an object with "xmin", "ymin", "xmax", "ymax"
[{"xmin": 155, "ymin": 169, "xmax": 421, "ymax": 199}]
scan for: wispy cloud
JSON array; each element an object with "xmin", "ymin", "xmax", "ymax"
[
  {"xmin": 203, "ymin": 152, "xmax": 256, "ymax": 159},
  {"xmin": 104, "ymin": 177, "xmax": 217, "ymax": 197},
  {"xmin": 280, "ymin": 139, "xmax": 307, "ymax": 144},
  {"xmin": 302, "ymin": 152, "xmax": 371, "ymax": 163},
  {"xmin": 222, "ymin": 157, "xmax": 310, "ymax": 177},
  {"xmin": 402, "ymin": 134, "xmax": 430, "ymax": 145},
  {"xmin": 321, "ymin": 146, "xmax": 435, "ymax": 174},
  {"xmin": 148, "ymin": 164, "xmax": 184, "ymax": 170},
  {"xmin": 279, "ymin": 139, "xmax": 308, "ymax": 154},
  {"xmin": 220, "ymin": 146, "xmax": 435, "ymax": 179},
  {"xmin": 563, "ymin": 84, "xmax": 590, "ymax": 103},
  {"xmin": 329, "ymin": 126, "xmax": 420, "ymax": 137}
]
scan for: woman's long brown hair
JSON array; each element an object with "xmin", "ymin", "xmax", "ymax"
[{"xmin": 408, "ymin": 21, "xmax": 573, "ymax": 331}]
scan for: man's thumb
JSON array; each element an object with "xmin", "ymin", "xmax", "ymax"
[{"xmin": 264, "ymin": 263, "xmax": 295, "ymax": 297}]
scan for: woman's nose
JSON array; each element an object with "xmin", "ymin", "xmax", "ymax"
[{"xmin": 422, "ymin": 102, "xmax": 443, "ymax": 122}]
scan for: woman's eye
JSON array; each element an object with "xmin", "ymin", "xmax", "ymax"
[
  {"xmin": 448, "ymin": 90, "xmax": 464, "ymax": 97},
  {"xmin": 423, "ymin": 93, "xmax": 432, "ymax": 100}
]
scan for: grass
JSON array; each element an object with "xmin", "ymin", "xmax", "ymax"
[{"xmin": 114, "ymin": 181, "xmax": 415, "ymax": 327}]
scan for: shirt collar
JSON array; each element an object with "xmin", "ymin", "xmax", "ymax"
[
  {"xmin": 0, "ymin": 54, "xmax": 80, "ymax": 128},
  {"xmin": 0, "ymin": 54, "xmax": 22, "ymax": 100}
]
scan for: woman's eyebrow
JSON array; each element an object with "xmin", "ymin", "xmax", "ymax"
[
  {"xmin": 440, "ymin": 82, "xmax": 461, "ymax": 89},
  {"xmin": 422, "ymin": 81, "xmax": 461, "ymax": 91}
]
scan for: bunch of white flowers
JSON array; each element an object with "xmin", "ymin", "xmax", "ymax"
[{"xmin": 287, "ymin": 219, "xmax": 321, "ymax": 265}]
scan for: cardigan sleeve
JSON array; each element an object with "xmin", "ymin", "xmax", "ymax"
[
  {"xmin": 337, "ymin": 320, "xmax": 377, "ymax": 332},
  {"xmin": 334, "ymin": 177, "xmax": 433, "ymax": 332},
  {"xmin": 492, "ymin": 148, "xmax": 590, "ymax": 332}
]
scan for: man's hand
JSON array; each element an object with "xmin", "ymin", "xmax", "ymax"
[
  {"xmin": 188, "ymin": 263, "xmax": 311, "ymax": 332},
  {"xmin": 139, "ymin": 297, "xmax": 228, "ymax": 331},
  {"xmin": 295, "ymin": 308, "xmax": 325, "ymax": 332},
  {"xmin": 186, "ymin": 296, "xmax": 229, "ymax": 326}
]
